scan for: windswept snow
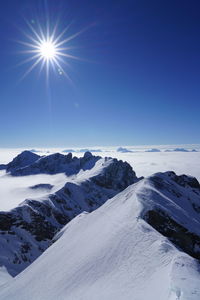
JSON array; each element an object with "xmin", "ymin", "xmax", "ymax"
[
  {"xmin": 0, "ymin": 267, "xmax": 12, "ymax": 286},
  {"xmin": 0, "ymin": 180, "xmax": 200, "ymax": 300},
  {"xmin": 0, "ymin": 147, "xmax": 200, "ymax": 299}
]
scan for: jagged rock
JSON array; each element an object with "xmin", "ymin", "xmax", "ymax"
[
  {"xmin": 29, "ymin": 184, "xmax": 53, "ymax": 190},
  {"xmin": 91, "ymin": 158, "xmax": 137, "ymax": 190},
  {"xmin": 0, "ymin": 164, "xmax": 6, "ymax": 170},
  {"xmin": 9, "ymin": 151, "xmax": 100, "ymax": 176},
  {"xmin": 140, "ymin": 171, "xmax": 200, "ymax": 259}
]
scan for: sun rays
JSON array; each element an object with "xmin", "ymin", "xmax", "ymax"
[{"xmin": 17, "ymin": 18, "xmax": 87, "ymax": 83}]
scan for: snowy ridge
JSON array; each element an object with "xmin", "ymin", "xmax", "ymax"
[
  {"xmin": 0, "ymin": 151, "xmax": 200, "ymax": 299},
  {"xmin": 0, "ymin": 178, "xmax": 199, "ymax": 299},
  {"xmin": 139, "ymin": 172, "xmax": 200, "ymax": 259},
  {"xmin": 7, "ymin": 151, "xmax": 101, "ymax": 176},
  {"xmin": 0, "ymin": 152, "xmax": 138, "ymax": 276}
]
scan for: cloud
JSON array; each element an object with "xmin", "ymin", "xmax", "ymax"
[
  {"xmin": 0, "ymin": 171, "xmax": 68, "ymax": 211},
  {"xmin": 0, "ymin": 147, "xmax": 199, "ymax": 211}
]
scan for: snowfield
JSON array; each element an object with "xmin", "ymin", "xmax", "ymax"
[
  {"xmin": 0, "ymin": 180, "xmax": 200, "ymax": 299},
  {"xmin": 0, "ymin": 146, "xmax": 200, "ymax": 299}
]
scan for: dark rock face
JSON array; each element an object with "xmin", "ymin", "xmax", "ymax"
[
  {"xmin": 9, "ymin": 151, "xmax": 101, "ymax": 176},
  {"xmin": 29, "ymin": 184, "xmax": 53, "ymax": 190},
  {"xmin": 161, "ymin": 171, "xmax": 200, "ymax": 190},
  {"xmin": 6, "ymin": 151, "xmax": 40, "ymax": 173},
  {"xmin": 144, "ymin": 210, "xmax": 200, "ymax": 259},
  {"xmin": 0, "ymin": 155, "xmax": 139, "ymax": 276},
  {"xmin": 0, "ymin": 164, "xmax": 6, "ymax": 170},
  {"xmin": 141, "ymin": 171, "xmax": 200, "ymax": 260},
  {"xmin": 91, "ymin": 158, "xmax": 138, "ymax": 190}
]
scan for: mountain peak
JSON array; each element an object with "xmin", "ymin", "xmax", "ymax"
[{"xmin": 6, "ymin": 150, "xmax": 40, "ymax": 173}]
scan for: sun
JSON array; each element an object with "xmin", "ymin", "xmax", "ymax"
[
  {"xmin": 17, "ymin": 18, "xmax": 89, "ymax": 82},
  {"xmin": 39, "ymin": 41, "xmax": 56, "ymax": 60}
]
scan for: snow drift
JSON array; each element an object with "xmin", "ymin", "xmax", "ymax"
[
  {"xmin": 0, "ymin": 151, "xmax": 200, "ymax": 299},
  {"xmin": 0, "ymin": 175, "xmax": 200, "ymax": 299}
]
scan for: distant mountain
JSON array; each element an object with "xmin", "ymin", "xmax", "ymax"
[
  {"xmin": 173, "ymin": 148, "xmax": 189, "ymax": 152},
  {"xmin": 3, "ymin": 151, "xmax": 102, "ymax": 176},
  {"xmin": 145, "ymin": 148, "xmax": 161, "ymax": 152},
  {"xmin": 62, "ymin": 149, "xmax": 76, "ymax": 153},
  {"xmin": 1, "ymin": 171, "xmax": 200, "ymax": 299},
  {"xmin": 117, "ymin": 147, "xmax": 133, "ymax": 153},
  {"xmin": 0, "ymin": 150, "xmax": 40, "ymax": 171},
  {"xmin": 165, "ymin": 148, "xmax": 198, "ymax": 152},
  {"xmin": 6, "ymin": 151, "xmax": 40, "ymax": 172},
  {"xmin": 78, "ymin": 149, "xmax": 102, "ymax": 153}
]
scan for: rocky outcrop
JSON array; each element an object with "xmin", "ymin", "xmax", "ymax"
[
  {"xmin": 141, "ymin": 171, "xmax": 200, "ymax": 259},
  {"xmin": 29, "ymin": 184, "xmax": 53, "ymax": 190}
]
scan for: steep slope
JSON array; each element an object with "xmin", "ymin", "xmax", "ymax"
[
  {"xmin": 0, "ymin": 178, "xmax": 200, "ymax": 300},
  {"xmin": 0, "ymin": 155, "xmax": 138, "ymax": 276},
  {"xmin": 140, "ymin": 171, "xmax": 200, "ymax": 259}
]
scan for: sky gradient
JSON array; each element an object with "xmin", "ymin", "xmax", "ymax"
[{"xmin": 0, "ymin": 0, "xmax": 200, "ymax": 147}]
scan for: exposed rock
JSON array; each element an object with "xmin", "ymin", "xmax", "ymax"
[
  {"xmin": 6, "ymin": 151, "xmax": 40, "ymax": 173},
  {"xmin": 140, "ymin": 171, "xmax": 200, "ymax": 260},
  {"xmin": 0, "ymin": 164, "xmax": 6, "ymax": 170},
  {"xmin": 29, "ymin": 184, "xmax": 53, "ymax": 190},
  {"xmin": 9, "ymin": 152, "xmax": 100, "ymax": 176}
]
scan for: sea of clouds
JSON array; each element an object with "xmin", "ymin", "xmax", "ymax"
[{"xmin": 0, "ymin": 144, "xmax": 199, "ymax": 211}]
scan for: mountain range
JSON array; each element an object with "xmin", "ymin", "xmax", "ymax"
[{"xmin": 0, "ymin": 150, "xmax": 199, "ymax": 299}]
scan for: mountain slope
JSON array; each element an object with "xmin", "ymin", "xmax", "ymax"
[
  {"xmin": 0, "ymin": 177, "xmax": 200, "ymax": 300},
  {"xmin": 5, "ymin": 151, "xmax": 40, "ymax": 172},
  {"xmin": 0, "ymin": 154, "xmax": 138, "ymax": 276}
]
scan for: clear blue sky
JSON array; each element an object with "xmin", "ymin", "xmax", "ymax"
[{"xmin": 0, "ymin": 0, "xmax": 200, "ymax": 147}]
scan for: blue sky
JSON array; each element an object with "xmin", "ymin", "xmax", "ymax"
[{"xmin": 0, "ymin": 0, "xmax": 200, "ymax": 147}]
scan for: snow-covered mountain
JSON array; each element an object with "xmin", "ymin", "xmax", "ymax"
[
  {"xmin": 0, "ymin": 171, "xmax": 200, "ymax": 299},
  {"xmin": 3, "ymin": 151, "xmax": 102, "ymax": 176},
  {"xmin": 0, "ymin": 152, "xmax": 138, "ymax": 276},
  {"xmin": 0, "ymin": 150, "xmax": 200, "ymax": 299},
  {"xmin": 0, "ymin": 151, "xmax": 40, "ymax": 172}
]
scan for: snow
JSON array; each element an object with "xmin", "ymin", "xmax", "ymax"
[
  {"xmin": 0, "ymin": 146, "xmax": 200, "ymax": 299},
  {"xmin": 0, "ymin": 267, "xmax": 12, "ymax": 286},
  {"xmin": 0, "ymin": 146, "xmax": 199, "ymax": 211},
  {"xmin": 1, "ymin": 145, "xmax": 200, "ymax": 180},
  {"xmin": 104, "ymin": 151, "xmax": 200, "ymax": 181},
  {"xmin": 0, "ymin": 180, "xmax": 200, "ymax": 300}
]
